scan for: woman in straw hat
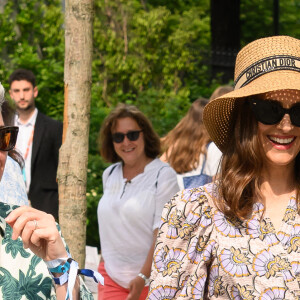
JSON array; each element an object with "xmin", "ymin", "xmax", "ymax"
[{"xmin": 146, "ymin": 35, "xmax": 300, "ymax": 299}]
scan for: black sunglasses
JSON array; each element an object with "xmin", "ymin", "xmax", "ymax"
[
  {"xmin": 249, "ymin": 98, "xmax": 300, "ymax": 127},
  {"xmin": 0, "ymin": 126, "xmax": 18, "ymax": 151},
  {"xmin": 112, "ymin": 130, "xmax": 142, "ymax": 143}
]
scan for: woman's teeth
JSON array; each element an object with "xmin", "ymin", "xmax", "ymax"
[{"xmin": 269, "ymin": 136, "xmax": 294, "ymax": 145}]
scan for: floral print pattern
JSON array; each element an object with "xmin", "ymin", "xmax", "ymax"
[
  {"xmin": 219, "ymin": 247, "xmax": 251, "ymax": 277},
  {"xmin": 147, "ymin": 285, "xmax": 177, "ymax": 300},
  {"xmin": 147, "ymin": 183, "xmax": 300, "ymax": 299}
]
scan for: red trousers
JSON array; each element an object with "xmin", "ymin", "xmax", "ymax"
[{"xmin": 98, "ymin": 261, "xmax": 149, "ymax": 300}]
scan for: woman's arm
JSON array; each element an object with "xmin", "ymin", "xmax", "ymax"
[
  {"xmin": 126, "ymin": 228, "xmax": 158, "ymax": 300},
  {"xmin": 5, "ymin": 206, "xmax": 80, "ymax": 299},
  {"xmin": 55, "ymin": 277, "xmax": 80, "ymax": 300}
]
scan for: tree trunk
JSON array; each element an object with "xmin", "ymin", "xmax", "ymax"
[{"xmin": 57, "ymin": 0, "xmax": 94, "ymax": 268}]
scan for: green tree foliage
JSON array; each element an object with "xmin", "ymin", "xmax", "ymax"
[
  {"xmin": 92, "ymin": 0, "xmax": 212, "ymax": 135},
  {"xmin": 279, "ymin": 0, "xmax": 300, "ymax": 38},
  {"xmin": 0, "ymin": 0, "xmax": 65, "ymax": 118},
  {"xmin": 0, "ymin": 0, "xmax": 299, "ymax": 248},
  {"xmin": 240, "ymin": 0, "xmax": 300, "ymax": 46}
]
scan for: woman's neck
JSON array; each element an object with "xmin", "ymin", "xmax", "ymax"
[
  {"xmin": 123, "ymin": 157, "xmax": 153, "ymax": 181},
  {"xmin": 260, "ymin": 163, "xmax": 295, "ymax": 197},
  {"xmin": 259, "ymin": 164, "xmax": 296, "ymax": 232}
]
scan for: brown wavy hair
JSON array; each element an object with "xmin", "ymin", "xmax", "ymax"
[
  {"xmin": 99, "ymin": 103, "xmax": 161, "ymax": 163},
  {"xmin": 216, "ymin": 99, "xmax": 300, "ymax": 219},
  {"xmin": 162, "ymin": 99, "xmax": 211, "ymax": 173}
]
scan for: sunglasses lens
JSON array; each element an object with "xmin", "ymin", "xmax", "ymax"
[
  {"xmin": 251, "ymin": 100, "xmax": 283, "ymax": 125},
  {"xmin": 127, "ymin": 131, "xmax": 140, "ymax": 141},
  {"xmin": 112, "ymin": 131, "xmax": 141, "ymax": 143},
  {"xmin": 0, "ymin": 127, "xmax": 18, "ymax": 151},
  {"xmin": 290, "ymin": 104, "xmax": 300, "ymax": 127},
  {"xmin": 112, "ymin": 133, "xmax": 125, "ymax": 143}
]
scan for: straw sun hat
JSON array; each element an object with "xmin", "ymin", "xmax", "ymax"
[{"xmin": 203, "ymin": 35, "xmax": 300, "ymax": 152}]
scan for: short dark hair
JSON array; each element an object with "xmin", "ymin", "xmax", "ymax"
[
  {"xmin": 8, "ymin": 69, "xmax": 36, "ymax": 88},
  {"xmin": 99, "ymin": 103, "xmax": 161, "ymax": 163}
]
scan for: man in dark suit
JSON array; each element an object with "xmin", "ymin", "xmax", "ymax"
[{"xmin": 9, "ymin": 69, "xmax": 62, "ymax": 220}]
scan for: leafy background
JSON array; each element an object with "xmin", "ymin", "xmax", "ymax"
[{"xmin": 0, "ymin": 0, "xmax": 299, "ymax": 248}]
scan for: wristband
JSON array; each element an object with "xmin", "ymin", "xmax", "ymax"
[
  {"xmin": 49, "ymin": 258, "xmax": 73, "ymax": 274},
  {"xmin": 52, "ymin": 272, "xmax": 69, "ymax": 285},
  {"xmin": 46, "ymin": 254, "xmax": 105, "ymax": 300},
  {"xmin": 138, "ymin": 273, "xmax": 150, "ymax": 286},
  {"xmin": 44, "ymin": 252, "xmax": 72, "ymax": 269}
]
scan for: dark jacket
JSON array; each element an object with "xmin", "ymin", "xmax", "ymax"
[{"xmin": 28, "ymin": 111, "xmax": 63, "ymax": 220}]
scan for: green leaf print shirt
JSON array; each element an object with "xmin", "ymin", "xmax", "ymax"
[{"xmin": 0, "ymin": 202, "xmax": 93, "ymax": 300}]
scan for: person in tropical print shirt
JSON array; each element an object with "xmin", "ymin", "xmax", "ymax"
[{"xmin": 0, "ymin": 82, "xmax": 94, "ymax": 299}]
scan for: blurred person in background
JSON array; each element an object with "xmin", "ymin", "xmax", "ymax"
[
  {"xmin": 160, "ymin": 85, "xmax": 233, "ymax": 190},
  {"xmin": 9, "ymin": 69, "xmax": 62, "ymax": 220}
]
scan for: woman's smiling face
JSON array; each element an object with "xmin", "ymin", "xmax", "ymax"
[
  {"xmin": 257, "ymin": 90, "xmax": 300, "ymax": 169},
  {"xmin": 112, "ymin": 117, "xmax": 146, "ymax": 166}
]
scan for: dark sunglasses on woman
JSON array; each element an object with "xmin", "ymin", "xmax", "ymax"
[
  {"xmin": 0, "ymin": 126, "xmax": 19, "ymax": 151},
  {"xmin": 249, "ymin": 98, "xmax": 300, "ymax": 127},
  {"xmin": 112, "ymin": 130, "xmax": 142, "ymax": 143}
]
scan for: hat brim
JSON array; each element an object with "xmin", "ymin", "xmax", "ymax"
[{"xmin": 203, "ymin": 70, "xmax": 300, "ymax": 152}]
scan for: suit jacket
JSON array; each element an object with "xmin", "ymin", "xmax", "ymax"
[{"xmin": 28, "ymin": 111, "xmax": 63, "ymax": 220}]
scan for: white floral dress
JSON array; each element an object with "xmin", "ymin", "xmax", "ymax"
[{"xmin": 147, "ymin": 183, "xmax": 300, "ymax": 299}]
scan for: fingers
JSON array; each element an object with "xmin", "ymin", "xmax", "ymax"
[
  {"xmin": 5, "ymin": 206, "xmax": 67, "ymax": 261},
  {"xmin": 126, "ymin": 281, "xmax": 133, "ymax": 300},
  {"xmin": 5, "ymin": 206, "xmax": 47, "ymax": 227},
  {"xmin": 5, "ymin": 206, "xmax": 57, "ymax": 242},
  {"xmin": 126, "ymin": 279, "xmax": 141, "ymax": 300},
  {"xmin": 19, "ymin": 220, "xmax": 41, "ymax": 249}
]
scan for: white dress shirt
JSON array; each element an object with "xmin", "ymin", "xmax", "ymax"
[{"xmin": 15, "ymin": 108, "xmax": 38, "ymax": 192}]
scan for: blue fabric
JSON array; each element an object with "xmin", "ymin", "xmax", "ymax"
[
  {"xmin": 182, "ymin": 173, "xmax": 212, "ymax": 189},
  {"xmin": 182, "ymin": 150, "xmax": 213, "ymax": 189},
  {"xmin": 0, "ymin": 156, "xmax": 28, "ymax": 206}
]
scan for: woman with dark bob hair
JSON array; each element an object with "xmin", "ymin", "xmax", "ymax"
[
  {"xmin": 97, "ymin": 103, "xmax": 179, "ymax": 300},
  {"xmin": 147, "ymin": 35, "xmax": 300, "ymax": 299}
]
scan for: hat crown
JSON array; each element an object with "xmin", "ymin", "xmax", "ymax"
[{"xmin": 234, "ymin": 35, "xmax": 300, "ymax": 82}]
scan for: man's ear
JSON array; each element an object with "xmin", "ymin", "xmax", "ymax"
[{"xmin": 33, "ymin": 86, "xmax": 38, "ymax": 98}]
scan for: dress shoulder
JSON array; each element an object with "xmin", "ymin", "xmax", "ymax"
[
  {"xmin": 158, "ymin": 182, "xmax": 217, "ymax": 243},
  {"xmin": 148, "ymin": 183, "xmax": 218, "ymax": 299},
  {"xmin": 102, "ymin": 163, "xmax": 121, "ymax": 187}
]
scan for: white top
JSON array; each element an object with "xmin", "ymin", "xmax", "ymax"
[
  {"xmin": 15, "ymin": 108, "xmax": 38, "ymax": 192},
  {"xmin": 97, "ymin": 158, "xmax": 179, "ymax": 288},
  {"xmin": 176, "ymin": 142, "xmax": 222, "ymax": 190},
  {"xmin": 0, "ymin": 156, "xmax": 28, "ymax": 206}
]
